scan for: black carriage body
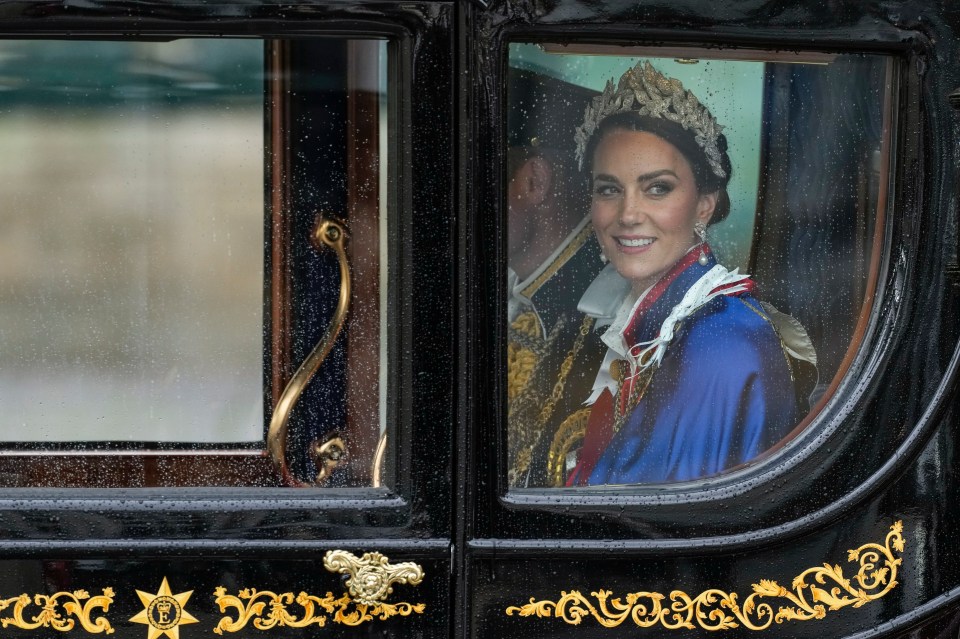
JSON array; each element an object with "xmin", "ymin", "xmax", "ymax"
[{"xmin": 0, "ymin": 2, "xmax": 956, "ymax": 639}]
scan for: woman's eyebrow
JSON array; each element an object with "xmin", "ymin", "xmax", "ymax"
[
  {"xmin": 592, "ymin": 173, "xmax": 621, "ymax": 184},
  {"xmin": 635, "ymin": 169, "xmax": 679, "ymax": 181}
]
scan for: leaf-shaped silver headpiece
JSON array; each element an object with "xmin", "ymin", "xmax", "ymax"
[{"xmin": 574, "ymin": 61, "xmax": 726, "ymax": 178}]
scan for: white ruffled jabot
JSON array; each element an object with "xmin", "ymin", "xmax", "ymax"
[
  {"xmin": 627, "ymin": 265, "xmax": 752, "ymax": 374},
  {"xmin": 578, "ymin": 263, "xmax": 752, "ymax": 405},
  {"xmin": 577, "ymin": 263, "xmax": 817, "ymax": 407}
]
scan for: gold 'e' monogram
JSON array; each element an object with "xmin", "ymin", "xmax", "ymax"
[{"xmin": 129, "ymin": 578, "xmax": 198, "ymax": 639}]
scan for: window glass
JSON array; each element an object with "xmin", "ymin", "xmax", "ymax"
[
  {"xmin": 0, "ymin": 39, "xmax": 265, "ymax": 444},
  {"xmin": 506, "ymin": 44, "xmax": 890, "ymax": 488},
  {"xmin": 0, "ymin": 38, "xmax": 391, "ymax": 488}
]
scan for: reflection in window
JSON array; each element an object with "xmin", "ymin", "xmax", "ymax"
[
  {"xmin": 0, "ymin": 40, "xmax": 265, "ymax": 443},
  {"xmin": 506, "ymin": 45, "xmax": 889, "ymax": 488}
]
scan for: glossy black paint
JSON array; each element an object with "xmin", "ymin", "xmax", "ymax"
[{"xmin": 0, "ymin": 1, "xmax": 958, "ymax": 639}]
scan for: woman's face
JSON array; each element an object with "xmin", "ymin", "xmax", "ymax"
[{"xmin": 590, "ymin": 129, "xmax": 717, "ymax": 294}]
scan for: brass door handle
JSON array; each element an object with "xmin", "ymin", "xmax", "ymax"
[
  {"xmin": 267, "ymin": 217, "xmax": 350, "ymax": 486},
  {"xmin": 323, "ymin": 550, "xmax": 425, "ymax": 606}
]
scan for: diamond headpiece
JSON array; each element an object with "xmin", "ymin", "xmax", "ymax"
[{"xmin": 574, "ymin": 61, "xmax": 726, "ymax": 178}]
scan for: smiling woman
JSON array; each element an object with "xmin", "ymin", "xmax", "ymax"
[
  {"xmin": 502, "ymin": 48, "xmax": 892, "ymax": 488},
  {"xmin": 588, "ymin": 128, "xmax": 719, "ymax": 294},
  {"xmin": 561, "ymin": 61, "xmax": 816, "ymax": 485}
]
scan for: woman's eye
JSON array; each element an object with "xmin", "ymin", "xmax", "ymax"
[
  {"xmin": 593, "ymin": 183, "xmax": 620, "ymax": 197},
  {"xmin": 647, "ymin": 181, "xmax": 674, "ymax": 196}
]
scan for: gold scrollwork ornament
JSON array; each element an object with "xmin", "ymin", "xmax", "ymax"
[
  {"xmin": 212, "ymin": 588, "xmax": 425, "ymax": 632},
  {"xmin": 213, "ymin": 589, "xmax": 328, "ymax": 633},
  {"xmin": 212, "ymin": 550, "xmax": 425, "ymax": 632},
  {"xmin": 506, "ymin": 520, "xmax": 905, "ymax": 631},
  {"xmin": 0, "ymin": 588, "xmax": 115, "ymax": 634}
]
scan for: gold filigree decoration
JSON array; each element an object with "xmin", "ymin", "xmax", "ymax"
[
  {"xmin": 213, "ymin": 550, "xmax": 425, "ymax": 633},
  {"xmin": 0, "ymin": 588, "xmax": 115, "ymax": 634},
  {"xmin": 506, "ymin": 520, "xmax": 905, "ymax": 631},
  {"xmin": 212, "ymin": 588, "xmax": 425, "ymax": 632}
]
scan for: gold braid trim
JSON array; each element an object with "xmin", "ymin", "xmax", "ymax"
[
  {"xmin": 508, "ymin": 312, "xmax": 543, "ymax": 401},
  {"xmin": 508, "ymin": 314, "xmax": 563, "ymax": 480},
  {"xmin": 612, "ymin": 361, "xmax": 656, "ymax": 434},
  {"xmin": 546, "ymin": 407, "xmax": 591, "ymax": 487},
  {"xmin": 510, "ymin": 315, "xmax": 594, "ymax": 484}
]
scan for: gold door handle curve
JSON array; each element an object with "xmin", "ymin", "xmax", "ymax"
[
  {"xmin": 323, "ymin": 550, "xmax": 425, "ymax": 606},
  {"xmin": 371, "ymin": 431, "xmax": 387, "ymax": 488},
  {"xmin": 267, "ymin": 217, "xmax": 350, "ymax": 486}
]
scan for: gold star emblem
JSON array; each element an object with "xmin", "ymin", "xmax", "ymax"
[{"xmin": 129, "ymin": 577, "xmax": 199, "ymax": 639}]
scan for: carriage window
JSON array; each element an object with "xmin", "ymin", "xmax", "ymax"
[
  {"xmin": 506, "ymin": 44, "xmax": 891, "ymax": 489},
  {"xmin": 0, "ymin": 38, "xmax": 392, "ymax": 488}
]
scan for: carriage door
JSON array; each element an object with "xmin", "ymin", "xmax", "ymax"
[
  {"xmin": 462, "ymin": 1, "xmax": 960, "ymax": 638},
  {"xmin": 0, "ymin": 4, "xmax": 455, "ymax": 639}
]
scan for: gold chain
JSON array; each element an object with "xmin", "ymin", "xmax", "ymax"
[{"xmin": 611, "ymin": 354, "xmax": 655, "ymax": 433}]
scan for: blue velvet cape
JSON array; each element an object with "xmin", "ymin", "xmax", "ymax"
[{"xmin": 586, "ymin": 255, "xmax": 799, "ymax": 485}]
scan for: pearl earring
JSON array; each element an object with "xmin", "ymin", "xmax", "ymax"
[{"xmin": 694, "ymin": 222, "xmax": 709, "ymax": 266}]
